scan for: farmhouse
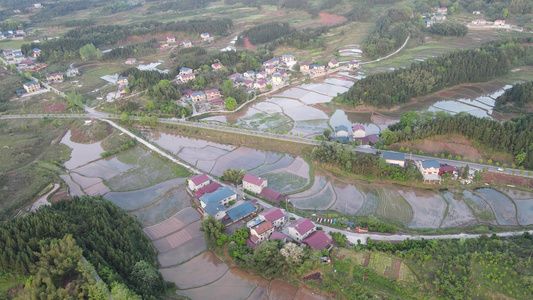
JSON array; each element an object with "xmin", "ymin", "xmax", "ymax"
[
  {"xmin": 46, "ymin": 72, "xmax": 63, "ymax": 82},
  {"xmin": 243, "ymin": 174, "xmax": 267, "ymax": 194},
  {"xmin": 256, "ymin": 71, "xmax": 266, "ymax": 79},
  {"xmin": 310, "ymin": 64, "xmax": 326, "ymax": 75},
  {"xmin": 211, "ymin": 98, "xmax": 225, "ymax": 108},
  {"xmin": 250, "ymin": 221, "xmax": 274, "ymax": 244},
  {"xmin": 287, "ymin": 218, "xmax": 316, "ymax": 242},
  {"xmin": 180, "ymin": 73, "xmax": 196, "ymax": 82},
  {"xmin": 32, "ymin": 48, "xmax": 41, "ymax": 57},
  {"xmin": 66, "ymin": 67, "xmax": 79, "ymax": 77},
  {"xmin": 348, "ymin": 61, "xmax": 359, "ymax": 69},
  {"xmin": 421, "ymin": 160, "xmax": 440, "ymax": 175},
  {"xmin": 180, "ymin": 67, "xmax": 193, "ymax": 75},
  {"xmin": 119, "ymin": 86, "xmax": 129, "ymax": 96},
  {"xmin": 439, "ymin": 166, "xmax": 457, "ymax": 176},
  {"xmin": 281, "ymin": 54, "xmax": 296, "ymax": 63},
  {"xmin": 433, "ymin": 14, "xmax": 446, "ymax": 21},
  {"xmin": 167, "ymin": 35, "xmax": 176, "ymax": 43},
  {"xmin": 205, "ymin": 89, "xmax": 221, "ymax": 100},
  {"xmin": 272, "ymin": 73, "xmax": 282, "ymax": 85},
  {"xmin": 328, "ymin": 61, "xmax": 339, "ymax": 68},
  {"xmin": 494, "ymin": 19, "xmax": 505, "ymax": 26},
  {"xmin": 258, "ymin": 187, "xmax": 285, "ymax": 203},
  {"xmin": 434, "ymin": 6, "xmax": 447, "ymax": 14},
  {"xmin": 183, "ymin": 40, "xmax": 193, "ymax": 48},
  {"xmin": 352, "ymin": 124, "xmax": 365, "ymax": 138},
  {"xmin": 243, "ymin": 80, "xmax": 254, "ymax": 88},
  {"xmin": 258, "ymin": 207, "xmax": 286, "ymax": 228},
  {"xmin": 472, "ymin": 19, "xmax": 486, "ymax": 25},
  {"xmin": 211, "ymin": 62, "xmax": 223, "ymax": 71},
  {"xmin": 226, "ymin": 201, "xmax": 256, "ymax": 224},
  {"xmin": 125, "ymin": 58, "xmax": 136, "ymax": 64},
  {"xmin": 194, "ymin": 182, "xmax": 221, "ymax": 198},
  {"xmin": 200, "ymin": 186, "xmax": 237, "ymax": 209},
  {"xmin": 243, "ymin": 70, "xmax": 255, "ymax": 78},
  {"xmin": 299, "ymin": 62, "xmax": 310, "ymax": 71},
  {"xmin": 191, "ymin": 91, "xmax": 206, "ymax": 102},
  {"xmin": 23, "ymin": 81, "xmax": 40, "ymax": 93},
  {"xmin": 265, "ymin": 65, "xmax": 276, "ymax": 75},
  {"xmin": 117, "ymin": 76, "xmax": 128, "ymax": 86},
  {"xmin": 353, "ymin": 134, "xmax": 380, "ymax": 146},
  {"xmin": 423, "ymin": 19, "xmax": 435, "ymax": 27},
  {"xmin": 18, "ymin": 59, "xmax": 33, "ymax": 67},
  {"xmin": 229, "ymin": 73, "xmax": 242, "ymax": 81},
  {"xmin": 188, "ymin": 173, "xmax": 210, "ymax": 191},
  {"xmin": 382, "ymin": 151, "xmax": 405, "ymax": 167},
  {"xmin": 263, "ymin": 58, "xmax": 279, "ymax": 67},
  {"xmin": 254, "ymin": 80, "xmax": 267, "ymax": 90},
  {"xmin": 302, "ymin": 230, "xmax": 332, "ymax": 251},
  {"xmin": 270, "ymin": 232, "xmax": 288, "ymax": 242},
  {"xmin": 335, "ymin": 125, "xmax": 350, "ymax": 137},
  {"xmin": 200, "ymin": 32, "xmax": 212, "ymax": 41}
]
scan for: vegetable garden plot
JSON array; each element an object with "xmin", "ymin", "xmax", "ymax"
[
  {"xmin": 475, "ymin": 188, "xmax": 518, "ymax": 226},
  {"xmin": 397, "ymin": 187, "xmax": 447, "ymax": 229},
  {"xmin": 160, "ymin": 251, "xmax": 229, "ymax": 289},
  {"xmin": 375, "ymin": 186, "xmax": 414, "ymax": 225},
  {"xmin": 330, "ymin": 183, "xmax": 365, "ymax": 215},
  {"xmin": 104, "ymin": 178, "xmax": 185, "ymax": 211},
  {"xmin": 293, "ymin": 287, "xmax": 328, "ymax": 300},
  {"xmin": 177, "ymin": 268, "xmax": 261, "ymax": 300},
  {"xmin": 439, "ymin": 190, "xmax": 477, "ymax": 228},
  {"xmin": 460, "ymin": 190, "xmax": 497, "ymax": 223}
]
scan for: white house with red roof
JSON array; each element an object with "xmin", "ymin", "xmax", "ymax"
[
  {"xmin": 258, "ymin": 207, "xmax": 286, "ymax": 227},
  {"xmin": 167, "ymin": 35, "xmax": 176, "ymax": 43},
  {"xmin": 211, "ymin": 62, "xmax": 223, "ymax": 71},
  {"xmin": 352, "ymin": 124, "xmax": 365, "ymax": 138},
  {"xmin": 243, "ymin": 174, "xmax": 267, "ymax": 194},
  {"xmin": 189, "ymin": 173, "xmax": 210, "ymax": 191},
  {"xmin": 193, "ymin": 182, "xmax": 221, "ymax": 198},
  {"xmin": 287, "ymin": 218, "xmax": 316, "ymax": 242},
  {"xmin": 205, "ymin": 89, "xmax": 221, "ymax": 100},
  {"xmin": 250, "ymin": 221, "xmax": 274, "ymax": 244},
  {"xmin": 302, "ymin": 230, "xmax": 332, "ymax": 251}
]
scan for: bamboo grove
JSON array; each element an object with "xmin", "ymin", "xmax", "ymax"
[{"xmin": 337, "ymin": 38, "xmax": 533, "ymax": 108}]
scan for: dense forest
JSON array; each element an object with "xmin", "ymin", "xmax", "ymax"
[
  {"xmin": 20, "ymin": 18, "xmax": 232, "ymax": 62},
  {"xmin": 236, "ymin": 22, "xmax": 292, "ymax": 46},
  {"xmin": 494, "ymin": 81, "xmax": 533, "ymax": 111},
  {"xmin": 147, "ymin": 0, "xmax": 218, "ymax": 13},
  {"xmin": 0, "ymin": 196, "xmax": 164, "ymax": 299},
  {"xmin": 311, "ymin": 143, "xmax": 422, "ymax": 181},
  {"xmin": 266, "ymin": 26, "xmax": 329, "ymax": 51},
  {"xmin": 361, "ymin": 8, "xmax": 412, "ymax": 57},
  {"xmin": 428, "ymin": 21, "xmax": 468, "ymax": 36},
  {"xmin": 384, "ymin": 112, "xmax": 533, "ymax": 168},
  {"xmin": 337, "ymin": 38, "xmax": 533, "ymax": 108}
]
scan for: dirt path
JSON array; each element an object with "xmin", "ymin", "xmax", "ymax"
[
  {"xmin": 30, "ymin": 183, "xmax": 60, "ymax": 213},
  {"xmin": 223, "ymin": 244, "xmax": 236, "ymax": 267},
  {"xmin": 392, "ymin": 259, "xmax": 401, "ymax": 280}
]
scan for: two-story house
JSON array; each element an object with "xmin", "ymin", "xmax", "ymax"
[
  {"xmin": 287, "ymin": 218, "xmax": 316, "ymax": 242},
  {"xmin": 205, "ymin": 89, "xmax": 221, "ymax": 100},
  {"xmin": 182, "ymin": 40, "xmax": 193, "ymax": 48},
  {"xmin": 46, "ymin": 72, "xmax": 63, "ymax": 82},
  {"xmin": 117, "ymin": 76, "xmax": 129, "ymax": 86},
  {"xmin": 258, "ymin": 207, "xmax": 286, "ymax": 228},
  {"xmin": 191, "ymin": 91, "xmax": 206, "ymax": 102},
  {"xmin": 200, "ymin": 186, "xmax": 237, "ymax": 209},
  {"xmin": 23, "ymin": 81, "xmax": 40, "ymax": 93},
  {"xmin": 243, "ymin": 174, "xmax": 267, "ymax": 194},
  {"xmin": 66, "ymin": 67, "xmax": 80, "ymax": 77},
  {"xmin": 180, "ymin": 73, "xmax": 196, "ymax": 82},
  {"xmin": 352, "ymin": 124, "xmax": 365, "ymax": 138},
  {"xmin": 167, "ymin": 35, "xmax": 176, "ymax": 43},
  {"xmin": 250, "ymin": 221, "xmax": 274, "ymax": 244},
  {"xmin": 211, "ymin": 62, "xmax": 223, "ymax": 71},
  {"xmin": 382, "ymin": 151, "xmax": 405, "ymax": 167},
  {"xmin": 188, "ymin": 173, "xmax": 210, "ymax": 191},
  {"xmin": 421, "ymin": 160, "xmax": 440, "ymax": 175}
]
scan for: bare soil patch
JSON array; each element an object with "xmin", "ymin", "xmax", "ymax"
[
  {"xmin": 392, "ymin": 134, "xmax": 483, "ymax": 160},
  {"xmin": 49, "ymin": 189, "xmax": 70, "ymax": 202},
  {"xmin": 42, "ymin": 103, "xmax": 67, "ymax": 112},
  {"xmin": 318, "ymin": 13, "xmax": 347, "ymax": 26},
  {"xmin": 303, "ymin": 272, "xmax": 323, "ymax": 285},
  {"xmin": 243, "ymin": 37, "xmax": 258, "ymax": 50},
  {"xmin": 483, "ymin": 172, "xmax": 533, "ymax": 189}
]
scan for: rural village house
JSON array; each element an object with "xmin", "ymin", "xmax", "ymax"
[
  {"xmin": 250, "ymin": 221, "xmax": 274, "ymax": 244},
  {"xmin": 352, "ymin": 124, "xmax": 365, "ymax": 138},
  {"xmin": 243, "ymin": 174, "xmax": 267, "ymax": 194},
  {"xmin": 194, "ymin": 182, "xmax": 221, "ymax": 198},
  {"xmin": 205, "ymin": 89, "xmax": 221, "ymax": 100},
  {"xmin": 183, "ymin": 40, "xmax": 193, "ymax": 48},
  {"xmin": 46, "ymin": 72, "xmax": 63, "ymax": 82},
  {"xmin": 211, "ymin": 62, "xmax": 223, "ymax": 71},
  {"xmin": 23, "ymin": 81, "xmax": 40, "ymax": 93},
  {"xmin": 382, "ymin": 151, "xmax": 406, "ymax": 167},
  {"xmin": 421, "ymin": 160, "xmax": 440, "ymax": 175},
  {"xmin": 117, "ymin": 76, "xmax": 128, "ymax": 86},
  {"xmin": 226, "ymin": 202, "xmax": 256, "ymax": 224},
  {"xmin": 288, "ymin": 218, "xmax": 316, "ymax": 242},
  {"xmin": 188, "ymin": 173, "xmax": 210, "ymax": 191},
  {"xmin": 66, "ymin": 67, "xmax": 80, "ymax": 77},
  {"xmin": 191, "ymin": 91, "xmax": 206, "ymax": 102},
  {"xmin": 167, "ymin": 35, "xmax": 176, "ymax": 43},
  {"xmin": 125, "ymin": 58, "xmax": 136, "ymax": 64},
  {"xmin": 302, "ymin": 230, "xmax": 332, "ymax": 251},
  {"xmin": 258, "ymin": 207, "xmax": 286, "ymax": 228}
]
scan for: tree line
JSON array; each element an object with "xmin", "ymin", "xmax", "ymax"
[
  {"xmin": 337, "ymin": 38, "xmax": 533, "ymax": 108},
  {"xmin": 494, "ymin": 81, "xmax": 533, "ymax": 112},
  {"xmin": 428, "ymin": 21, "xmax": 468, "ymax": 36},
  {"xmin": 311, "ymin": 143, "xmax": 422, "ymax": 181},
  {"xmin": 361, "ymin": 8, "xmax": 411, "ymax": 57},
  {"xmin": 236, "ymin": 22, "xmax": 292, "ymax": 46},
  {"xmin": 0, "ymin": 196, "xmax": 164, "ymax": 299},
  {"xmin": 147, "ymin": 0, "xmax": 218, "ymax": 13},
  {"xmin": 384, "ymin": 112, "xmax": 533, "ymax": 168}
]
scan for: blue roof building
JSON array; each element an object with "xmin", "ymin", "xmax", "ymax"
[
  {"xmin": 422, "ymin": 160, "xmax": 440, "ymax": 169},
  {"xmin": 335, "ymin": 125, "xmax": 348, "ymax": 133},
  {"xmin": 200, "ymin": 186, "xmax": 236, "ymax": 207},
  {"xmin": 180, "ymin": 67, "xmax": 191, "ymax": 72},
  {"xmin": 382, "ymin": 151, "xmax": 405, "ymax": 161},
  {"xmin": 227, "ymin": 202, "xmax": 256, "ymax": 223}
]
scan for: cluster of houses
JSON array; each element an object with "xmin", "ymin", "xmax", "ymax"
[
  {"xmin": 155, "ymin": 33, "xmax": 214, "ymax": 50},
  {"xmin": 422, "ymin": 6, "xmax": 448, "ymax": 27},
  {"xmin": 4, "ymin": 48, "xmax": 48, "ymax": 72},
  {"xmin": 188, "ymin": 172, "xmax": 332, "ymax": 251},
  {"xmin": 471, "ymin": 19, "xmax": 506, "ymax": 26},
  {"xmin": 329, "ymin": 124, "xmax": 380, "ymax": 145},
  {"xmin": 381, "ymin": 151, "xmax": 468, "ymax": 184},
  {"xmin": 0, "ymin": 29, "xmax": 26, "ymax": 41}
]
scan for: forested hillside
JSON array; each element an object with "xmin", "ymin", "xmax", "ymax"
[
  {"xmin": 0, "ymin": 196, "xmax": 164, "ymax": 299},
  {"xmin": 383, "ymin": 112, "xmax": 533, "ymax": 168},
  {"xmin": 362, "ymin": 8, "xmax": 412, "ymax": 57},
  {"xmin": 337, "ymin": 38, "xmax": 533, "ymax": 108},
  {"xmin": 428, "ymin": 21, "xmax": 468, "ymax": 36},
  {"xmin": 236, "ymin": 22, "xmax": 292, "ymax": 45},
  {"xmin": 495, "ymin": 81, "xmax": 533, "ymax": 111}
]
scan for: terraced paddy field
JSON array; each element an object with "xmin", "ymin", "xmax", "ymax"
[
  {"xmin": 397, "ymin": 187, "xmax": 447, "ymax": 229},
  {"xmin": 459, "ymin": 190, "xmax": 498, "ymax": 224},
  {"xmin": 329, "ymin": 183, "xmax": 365, "ymax": 215},
  {"xmin": 355, "ymin": 185, "xmax": 380, "ymax": 217},
  {"xmin": 290, "ymin": 181, "xmax": 336, "ymax": 210},
  {"xmin": 475, "ymin": 188, "xmax": 518, "ymax": 226},
  {"xmin": 440, "ymin": 190, "xmax": 478, "ymax": 228},
  {"xmin": 375, "ymin": 186, "xmax": 413, "ymax": 225}
]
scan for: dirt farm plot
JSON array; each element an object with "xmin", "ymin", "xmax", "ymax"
[
  {"xmin": 158, "ymin": 236, "xmax": 207, "ymax": 268},
  {"xmin": 177, "ymin": 268, "xmax": 262, "ymax": 300},
  {"xmin": 460, "ymin": 190, "xmax": 497, "ymax": 224},
  {"xmin": 268, "ymin": 280, "xmax": 299, "ymax": 300},
  {"xmin": 153, "ymin": 221, "xmax": 203, "ymax": 253},
  {"xmin": 293, "ymin": 287, "xmax": 328, "ymax": 300},
  {"xmin": 397, "ymin": 187, "xmax": 447, "ymax": 229},
  {"xmin": 144, "ymin": 207, "xmax": 200, "ymax": 240},
  {"xmin": 160, "ymin": 251, "xmax": 229, "ymax": 289},
  {"xmin": 475, "ymin": 188, "xmax": 518, "ymax": 226},
  {"xmin": 330, "ymin": 183, "xmax": 365, "ymax": 215},
  {"xmin": 440, "ymin": 191, "xmax": 478, "ymax": 228}
]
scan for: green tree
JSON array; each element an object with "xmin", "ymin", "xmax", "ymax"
[
  {"xmin": 79, "ymin": 43, "xmax": 102, "ymax": 61},
  {"xmin": 222, "ymin": 168, "xmax": 245, "ymax": 184},
  {"xmin": 225, "ymin": 97, "xmax": 237, "ymax": 110},
  {"xmin": 323, "ymin": 129, "xmax": 332, "ymax": 138},
  {"xmin": 130, "ymin": 260, "xmax": 165, "ymax": 299}
]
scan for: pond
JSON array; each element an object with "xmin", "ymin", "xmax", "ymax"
[{"xmin": 61, "ymin": 131, "xmax": 104, "ymax": 170}]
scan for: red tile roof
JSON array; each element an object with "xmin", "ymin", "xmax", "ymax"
[
  {"xmin": 289, "ymin": 218, "xmax": 315, "ymax": 235},
  {"xmin": 243, "ymin": 174, "xmax": 265, "ymax": 186},
  {"xmin": 269, "ymin": 232, "xmax": 287, "ymax": 242},
  {"xmin": 259, "ymin": 207, "xmax": 284, "ymax": 222},
  {"xmin": 191, "ymin": 173, "xmax": 209, "ymax": 185},
  {"xmin": 258, "ymin": 187, "xmax": 284, "ymax": 203},
  {"xmin": 193, "ymin": 182, "xmax": 221, "ymax": 198},
  {"xmin": 252, "ymin": 221, "xmax": 273, "ymax": 235},
  {"xmin": 302, "ymin": 230, "xmax": 332, "ymax": 251},
  {"xmin": 352, "ymin": 124, "xmax": 365, "ymax": 131},
  {"xmin": 246, "ymin": 237, "xmax": 258, "ymax": 247}
]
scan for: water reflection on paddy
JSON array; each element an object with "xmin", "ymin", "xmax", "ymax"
[{"xmin": 329, "ymin": 110, "xmax": 381, "ymax": 135}]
